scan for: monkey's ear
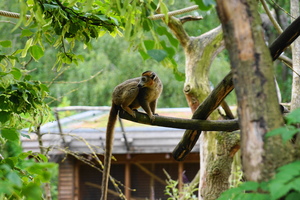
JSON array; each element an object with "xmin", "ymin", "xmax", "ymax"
[{"xmin": 150, "ymin": 72, "xmax": 156, "ymax": 80}]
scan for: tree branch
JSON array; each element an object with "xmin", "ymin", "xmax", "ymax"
[
  {"xmin": 118, "ymin": 110, "xmax": 239, "ymax": 132},
  {"xmin": 148, "ymin": 5, "xmax": 200, "ymax": 20},
  {"xmin": 269, "ymin": 16, "xmax": 300, "ymax": 61},
  {"xmin": 260, "ymin": 0, "xmax": 283, "ymax": 34},
  {"xmin": 179, "ymin": 15, "xmax": 203, "ymax": 24},
  {"xmin": 173, "ymin": 72, "xmax": 234, "ymax": 161}
]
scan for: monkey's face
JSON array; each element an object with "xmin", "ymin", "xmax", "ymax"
[{"xmin": 138, "ymin": 75, "xmax": 154, "ymax": 88}]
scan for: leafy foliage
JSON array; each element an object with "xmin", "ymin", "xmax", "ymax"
[
  {"xmin": 218, "ymin": 161, "xmax": 300, "ymax": 200},
  {"xmin": 0, "ymin": 152, "xmax": 57, "ymax": 199},
  {"xmin": 164, "ymin": 169, "xmax": 198, "ymax": 200},
  {"xmin": 15, "ymin": 0, "xmax": 122, "ymax": 70},
  {"xmin": 265, "ymin": 108, "xmax": 300, "ymax": 142},
  {"xmin": 0, "ymin": 67, "xmax": 50, "ymax": 128}
]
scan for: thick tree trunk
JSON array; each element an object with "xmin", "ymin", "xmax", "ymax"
[{"xmin": 216, "ymin": 0, "xmax": 294, "ymax": 181}]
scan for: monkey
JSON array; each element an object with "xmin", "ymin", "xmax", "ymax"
[{"xmin": 100, "ymin": 71, "xmax": 163, "ymax": 200}]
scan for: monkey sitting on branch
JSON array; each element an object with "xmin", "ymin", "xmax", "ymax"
[{"xmin": 100, "ymin": 71, "xmax": 163, "ymax": 200}]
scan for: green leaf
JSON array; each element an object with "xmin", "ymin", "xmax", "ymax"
[
  {"xmin": 0, "ymin": 111, "xmax": 10, "ymax": 123},
  {"xmin": 30, "ymin": 45, "xmax": 44, "ymax": 61},
  {"xmin": 43, "ymin": 3, "xmax": 59, "ymax": 11},
  {"xmin": 289, "ymin": 178, "xmax": 300, "ymax": 192},
  {"xmin": 159, "ymin": 2, "xmax": 169, "ymax": 23},
  {"xmin": 269, "ymin": 181, "xmax": 292, "ymax": 200},
  {"xmin": 21, "ymin": 132, "xmax": 31, "ymax": 139},
  {"xmin": 0, "ymin": 181, "xmax": 14, "ymax": 195},
  {"xmin": 265, "ymin": 126, "xmax": 299, "ymax": 142},
  {"xmin": 217, "ymin": 187, "xmax": 243, "ymax": 200},
  {"xmin": 173, "ymin": 68, "xmax": 185, "ymax": 82},
  {"xmin": 38, "ymin": 154, "xmax": 48, "ymax": 162},
  {"xmin": 286, "ymin": 108, "xmax": 300, "ymax": 124},
  {"xmin": 40, "ymin": 84, "xmax": 49, "ymax": 93},
  {"xmin": 4, "ymin": 157, "xmax": 18, "ymax": 168},
  {"xmin": 7, "ymin": 171, "xmax": 23, "ymax": 187},
  {"xmin": 286, "ymin": 192, "xmax": 300, "ymax": 200},
  {"xmin": 192, "ymin": 0, "xmax": 215, "ymax": 11},
  {"xmin": 156, "ymin": 26, "xmax": 179, "ymax": 48},
  {"xmin": 138, "ymin": 50, "xmax": 150, "ymax": 60},
  {"xmin": 203, "ymin": 0, "xmax": 216, "ymax": 6},
  {"xmin": 21, "ymin": 29, "xmax": 34, "ymax": 37},
  {"xmin": 110, "ymin": 17, "xmax": 119, "ymax": 26},
  {"xmin": 239, "ymin": 181, "xmax": 260, "ymax": 191},
  {"xmin": 18, "ymin": 152, "xmax": 32, "ymax": 160},
  {"xmin": 143, "ymin": 19, "xmax": 152, "ymax": 31},
  {"xmin": 249, "ymin": 193, "xmax": 269, "ymax": 200},
  {"xmin": 21, "ymin": 38, "xmax": 33, "ymax": 58},
  {"xmin": 160, "ymin": 40, "xmax": 175, "ymax": 57},
  {"xmin": 11, "ymin": 68, "xmax": 22, "ymax": 80},
  {"xmin": 144, "ymin": 40, "xmax": 155, "ymax": 50},
  {"xmin": 276, "ymin": 161, "xmax": 300, "ymax": 182},
  {"xmin": 1, "ymin": 128, "xmax": 19, "ymax": 141},
  {"xmin": 21, "ymin": 183, "xmax": 43, "ymax": 200},
  {"xmin": 0, "ymin": 40, "xmax": 12, "ymax": 48},
  {"xmin": 95, "ymin": 14, "xmax": 109, "ymax": 21},
  {"xmin": 147, "ymin": 49, "xmax": 168, "ymax": 62}
]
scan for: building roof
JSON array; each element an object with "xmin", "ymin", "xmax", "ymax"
[{"xmin": 21, "ymin": 108, "xmax": 200, "ymax": 155}]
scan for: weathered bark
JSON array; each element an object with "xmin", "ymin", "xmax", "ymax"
[
  {"xmin": 183, "ymin": 26, "xmax": 224, "ymax": 112},
  {"xmin": 200, "ymin": 131, "xmax": 239, "ymax": 199},
  {"xmin": 291, "ymin": 1, "xmax": 300, "ymax": 110},
  {"xmin": 166, "ymin": 16, "xmax": 239, "ymax": 200},
  {"xmin": 36, "ymin": 125, "xmax": 53, "ymax": 200},
  {"xmin": 290, "ymin": 0, "xmax": 300, "ymax": 154},
  {"xmin": 216, "ymin": 0, "xmax": 294, "ymax": 181}
]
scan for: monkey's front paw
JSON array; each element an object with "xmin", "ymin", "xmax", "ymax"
[
  {"xmin": 150, "ymin": 115, "xmax": 155, "ymax": 123},
  {"xmin": 130, "ymin": 111, "xmax": 136, "ymax": 118}
]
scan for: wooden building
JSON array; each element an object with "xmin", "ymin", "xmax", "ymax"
[{"xmin": 22, "ymin": 108, "xmax": 200, "ymax": 200}]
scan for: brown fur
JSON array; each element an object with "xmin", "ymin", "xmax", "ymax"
[{"xmin": 101, "ymin": 71, "xmax": 162, "ymax": 200}]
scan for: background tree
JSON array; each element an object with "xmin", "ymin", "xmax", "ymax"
[{"xmin": 157, "ymin": 7, "xmax": 240, "ymax": 200}]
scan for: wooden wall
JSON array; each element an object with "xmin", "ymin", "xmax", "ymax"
[{"xmin": 58, "ymin": 156, "xmax": 78, "ymax": 200}]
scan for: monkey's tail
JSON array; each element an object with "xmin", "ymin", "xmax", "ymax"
[{"xmin": 101, "ymin": 103, "xmax": 118, "ymax": 200}]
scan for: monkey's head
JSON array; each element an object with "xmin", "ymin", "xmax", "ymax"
[{"xmin": 138, "ymin": 71, "xmax": 157, "ymax": 88}]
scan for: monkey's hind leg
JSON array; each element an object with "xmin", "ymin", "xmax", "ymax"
[{"xmin": 121, "ymin": 104, "xmax": 137, "ymax": 118}]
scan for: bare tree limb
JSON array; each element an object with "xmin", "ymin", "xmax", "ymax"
[
  {"xmin": 119, "ymin": 110, "xmax": 239, "ymax": 132},
  {"xmin": 260, "ymin": 0, "xmax": 283, "ymax": 34},
  {"xmin": 148, "ymin": 5, "xmax": 200, "ymax": 20},
  {"xmin": 179, "ymin": 15, "xmax": 203, "ymax": 24},
  {"xmin": 269, "ymin": 16, "xmax": 300, "ymax": 60}
]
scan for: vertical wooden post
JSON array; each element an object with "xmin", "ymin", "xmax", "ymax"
[
  {"xmin": 74, "ymin": 160, "xmax": 79, "ymax": 200},
  {"xmin": 125, "ymin": 162, "xmax": 131, "ymax": 200},
  {"xmin": 178, "ymin": 162, "xmax": 183, "ymax": 195},
  {"xmin": 150, "ymin": 164, "xmax": 155, "ymax": 200}
]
